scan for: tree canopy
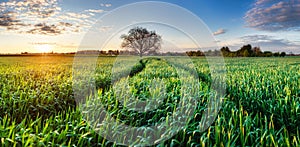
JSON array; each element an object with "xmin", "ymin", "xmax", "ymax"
[{"xmin": 120, "ymin": 27, "xmax": 162, "ymax": 57}]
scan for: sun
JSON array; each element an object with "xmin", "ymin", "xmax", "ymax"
[{"xmin": 35, "ymin": 44, "xmax": 52, "ymax": 53}]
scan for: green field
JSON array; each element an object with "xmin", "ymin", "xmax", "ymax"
[{"xmin": 0, "ymin": 56, "xmax": 299, "ymax": 146}]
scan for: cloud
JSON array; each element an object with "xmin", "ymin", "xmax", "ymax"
[
  {"xmin": 0, "ymin": 0, "xmax": 108, "ymax": 35},
  {"xmin": 86, "ymin": 9, "xmax": 104, "ymax": 13},
  {"xmin": 66, "ymin": 12, "xmax": 90, "ymax": 19},
  {"xmin": 1, "ymin": 0, "xmax": 60, "ymax": 18},
  {"xmin": 26, "ymin": 22, "xmax": 77, "ymax": 35},
  {"xmin": 245, "ymin": 0, "xmax": 300, "ymax": 31},
  {"xmin": 99, "ymin": 26, "xmax": 113, "ymax": 32},
  {"xmin": 31, "ymin": 42, "xmax": 56, "ymax": 45},
  {"xmin": 0, "ymin": 11, "xmax": 21, "ymax": 27},
  {"xmin": 254, "ymin": 0, "xmax": 272, "ymax": 5},
  {"xmin": 217, "ymin": 34, "xmax": 300, "ymax": 53},
  {"xmin": 0, "ymin": 0, "xmax": 66, "ymax": 34},
  {"xmin": 240, "ymin": 35, "xmax": 295, "ymax": 46},
  {"xmin": 27, "ymin": 23, "xmax": 61, "ymax": 35},
  {"xmin": 100, "ymin": 3, "xmax": 112, "ymax": 7},
  {"xmin": 59, "ymin": 22, "xmax": 72, "ymax": 27},
  {"xmin": 0, "ymin": 11, "xmax": 28, "ymax": 30},
  {"xmin": 213, "ymin": 29, "xmax": 227, "ymax": 36}
]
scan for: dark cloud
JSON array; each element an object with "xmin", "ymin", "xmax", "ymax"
[
  {"xmin": 0, "ymin": 11, "xmax": 20, "ymax": 26},
  {"xmin": 28, "ymin": 23, "xmax": 61, "ymax": 35},
  {"xmin": 27, "ymin": 22, "xmax": 75, "ymax": 35},
  {"xmin": 0, "ymin": 11, "xmax": 27, "ymax": 29},
  {"xmin": 245, "ymin": 0, "xmax": 300, "ymax": 31}
]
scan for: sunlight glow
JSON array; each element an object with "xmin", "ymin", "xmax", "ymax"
[{"xmin": 35, "ymin": 44, "xmax": 52, "ymax": 53}]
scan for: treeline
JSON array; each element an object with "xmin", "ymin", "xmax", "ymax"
[
  {"xmin": 220, "ymin": 44, "xmax": 286, "ymax": 57},
  {"xmin": 77, "ymin": 45, "xmax": 288, "ymax": 57},
  {"xmin": 77, "ymin": 50, "xmax": 137, "ymax": 56},
  {"xmin": 13, "ymin": 44, "xmax": 290, "ymax": 57},
  {"xmin": 186, "ymin": 44, "xmax": 287, "ymax": 57},
  {"xmin": 77, "ymin": 50, "xmax": 187, "ymax": 56}
]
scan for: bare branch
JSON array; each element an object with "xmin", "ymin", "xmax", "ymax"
[{"xmin": 120, "ymin": 27, "xmax": 162, "ymax": 57}]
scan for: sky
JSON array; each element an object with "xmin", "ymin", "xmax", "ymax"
[{"xmin": 0, "ymin": 0, "xmax": 300, "ymax": 54}]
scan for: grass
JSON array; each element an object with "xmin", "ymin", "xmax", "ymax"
[{"xmin": 0, "ymin": 56, "xmax": 299, "ymax": 146}]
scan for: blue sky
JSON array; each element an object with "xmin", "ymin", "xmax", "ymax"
[{"xmin": 0, "ymin": 0, "xmax": 299, "ymax": 53}]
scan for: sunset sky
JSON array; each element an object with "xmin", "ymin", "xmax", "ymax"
[{"xmin": 0, "ymin": 0, "xmax": 300, "ymax": 53}]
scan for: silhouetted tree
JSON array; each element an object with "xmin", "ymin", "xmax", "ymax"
[
  {"xmin": 186, "ymin": 50, "xmax": 205, "ymax": 56},
  {"xmin": 273, "ymin": 52, "xmax": 280, "ymax": 57},
  {"xmin": 280, "ymin": 52, "xmax": 286, "ymax": 57},
  {"xmin": 220, "ymin": 46, "xmax": 230, "ymax": 56},
  {"xmin": 217, "ymin": 45, "xmax": 287, "ymax": 57},
  {"xmin": 120, "ymin": 27, "xmax": 162, "ymax": 57},
  {"xmin": 252, "ymin": 47, "xmax": 262, "ymax": 57},
  {"xmin": 238, "ymin": 44, "xmax": 253, "ymax": 57},
  {"xmin": 263, "ymin": 51, "xmax": 273, "ymax": 57},
  {"xmin": 243, "ymin": 49, "xmax": 250, "ymax": 57}
]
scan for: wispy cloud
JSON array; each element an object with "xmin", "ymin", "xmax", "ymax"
[
  {"xmin": 245, "ymin": 0, "xmax": 300, "ymax": 31},
  {"xmin": 254, "ymin": 0, "xmax": 272, "ymax": 5},
  {"xmin": 221, "ymin": 34, "xmax": 299, "ymax": 53},
  {"xmin": 100, "ymin": 3, "xmax": 112, "ymax": 7},
  {"xmin": 240, "ymin": 35, "xmax": 295, "ymax": 46},
  {"xmin": 242, "ymin": 35, "xmax": 300, "ymax": 53},
  {"xmin": 213, "ymin": 29, "xmax": 227, "ymax": 36},
  {"xmin": 86, "ymin": 9, "xmax": 104, "ymax": 13},
  {"xmin": 31, "ymin": 42, "xmax": 57, "ymax": 45},
  {"xmin": 99, "ymin": 26, "xmax": 113, "ymax": 32}
]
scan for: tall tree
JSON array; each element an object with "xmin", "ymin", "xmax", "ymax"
[
  {"xmin": 280, "ymin": 52, "xmax": 286, "ymax": 57},
  {"xmin": 120, "ymin": 27, "xmax": 162, "ymax": 57}
]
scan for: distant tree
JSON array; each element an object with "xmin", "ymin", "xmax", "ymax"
[
  {"xmin": 243, "ymin": 49, "xmax": 250, "ymax": 57},
  {"xmin": 273, "ymin": 52, "xmax": 280, "ymax": 57},
  {"xmin": 263, "ymin": 51, "xmax": 273, "ymax": 57},
  {"xmin": 238, "ymin": 44, "xmax": 253, "ymax": 57},
  {"xmin": 220, "ymin": 46, "xmax": 230, "ymax": 52},
  {"xmin": 186, "ymin": 50, "xmax": 205, "ymax": 56},
  {"xmin": 196, "ymin": 50, "xmax": 204, "ymax": 56},
  {"xmin": 206, "ymin": 50, "xmax": 213, "ymax": 56},
  {"xmin": 220, "ymin": 46, "xmax": 230, "ymax": 56},
  {"xmin": 280, "ymin": 52, "xmax": 286, "ymax": 57},
  {"xmin": 100, "ymin": 50, "xmax": 107, "ymax": 55},
  {"xmin": 120, "ymin": 27, "xmax": 162, "ymax": 57},
  {"xmin": 107, "ymin": 50, "xmax": 120, "ymax": 56},
  {"xmin": 216, "ymin": 45, "xmax": 287, "ymax": 58},
  {"xmin": 212, "ymin": 49, "xmax": 221, "ymax": 56},
  {"xmin": 252, "ymin": 47, "xmax": 262, "ymax": 57},
  {"xmin": 229, "ymin": 52, "xmax": 236, "ymax": 57}
]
